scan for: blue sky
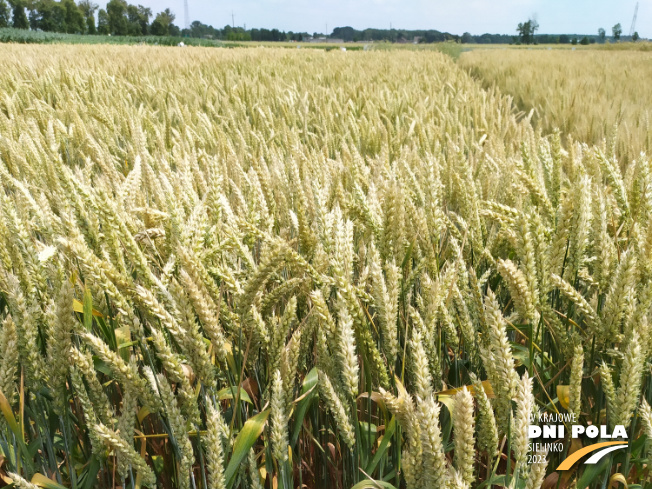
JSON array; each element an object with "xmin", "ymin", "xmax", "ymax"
[{"xmin": 136, "ymin": 0, "xmax": 649, "ymax": 38}]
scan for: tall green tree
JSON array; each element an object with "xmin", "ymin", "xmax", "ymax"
[
  {"xmin": 138, "ymin": 4, "xmax": 152, "ymax": 33},
  {"xmin": 150, "ymin": 7, "xmax": 174, "ymax": 36},
  {"xmin": 598, "ymin": 27, "xmax": 606, "ymax": 43},
  {"xmin": 97, "ymin": 7, "xmax": 108, "ymax": 34},
  {"xmin": 106, "ymin": 0, "xmax": 127, "ymax": 35},
  {"xmin": 27, "ymin": 0, "xmax": 82, "ymax": 34},
  {"xmin": 612, "ymin": 23, "xmax": 622, "ymax": 41},
  {"xmin": 632, "ymin": 31, "xmax": 639, "ymax": 42},
  {"xmin": 0, "ymin": 0, "xmax": 9, "ymax": 27},
  {"xmin": 62, "ymin": 0, "xmax": 83, "ymax": 33},
  {"xmin": 29, "ymin": 0, "xmax": 61, "ymax": 31},
  {"xmin": 516, "ymin": 18, "xmax": 539, "ymax": 45},
  {"xmin": 9, "ymin": 0, "xmax": 28, "ymax": 29},
  {"xmin": 126, "ymin": 4, "xmax": 150, "ymax": 35},
  {"xmin": 27, "ymin": 4, "xmax": 39, "ymax": 29},
  {"xmin": 461, "ymin": 32, "xmax": 473, "ymax": 44},
  {"xmin": 78, "ymin": 0, "xmax": 98, "ymax": 34},
  {"xmin": 169, "ymin": 21, "xmax": 179, "ymax": 36}
]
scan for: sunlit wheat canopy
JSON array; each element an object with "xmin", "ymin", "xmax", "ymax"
[{"xmin": 0, "ymin": 35, "xmax": 650, "ymax": 489}]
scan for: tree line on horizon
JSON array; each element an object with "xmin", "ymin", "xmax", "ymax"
[
  {"xmin": 515, "ymin": 17, "xmax": 641, "ymax": 45},
  {"xmin": 0, "ymin": 1, "xmax": 646, "ymax": 43},
  {"xmin": 0, "ymin": 0, "xmax": 311, "ymax": 39},
  {"xmin": 0, "ymin": 0, "xmax": 181, "ymax": 36}
]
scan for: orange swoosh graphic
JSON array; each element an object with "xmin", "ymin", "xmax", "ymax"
[{"xmin": 556, "ymin": 441, "xmax": 628, "ymax": 470}]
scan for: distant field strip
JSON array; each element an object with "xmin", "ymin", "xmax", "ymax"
[{"xmin": 460, "ymin": 48, "xmax": 652, "ymax": 162}]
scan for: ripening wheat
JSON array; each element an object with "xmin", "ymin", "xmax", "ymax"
[{"xmin": 0, "ymin": 43, "xmax": 649, "ymax": 489}]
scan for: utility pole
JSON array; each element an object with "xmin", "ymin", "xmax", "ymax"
[
  {"xmin": 183, "ymin": 0, "xmax": 189, "ymax": 30},
  {"xmin": 629, "ymin": 1, "xmax": 638, "ymax": 36},
  {"xmin": 232, "ymin": 11, "xmax": 235, "ymax": 28}
]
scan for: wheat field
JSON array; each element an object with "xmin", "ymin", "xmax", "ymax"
[
  {"xmin": 459, "ymin": 49, "xmax": 652, "ymax": 165},
  {"xmin": 0, "ymin": 44, "xmax": 650, "ymax": 489}
]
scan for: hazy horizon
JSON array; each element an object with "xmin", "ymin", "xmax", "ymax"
[{"xmin": 131, "ymin": 0, "xmax": 649, "ymax": 38}]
